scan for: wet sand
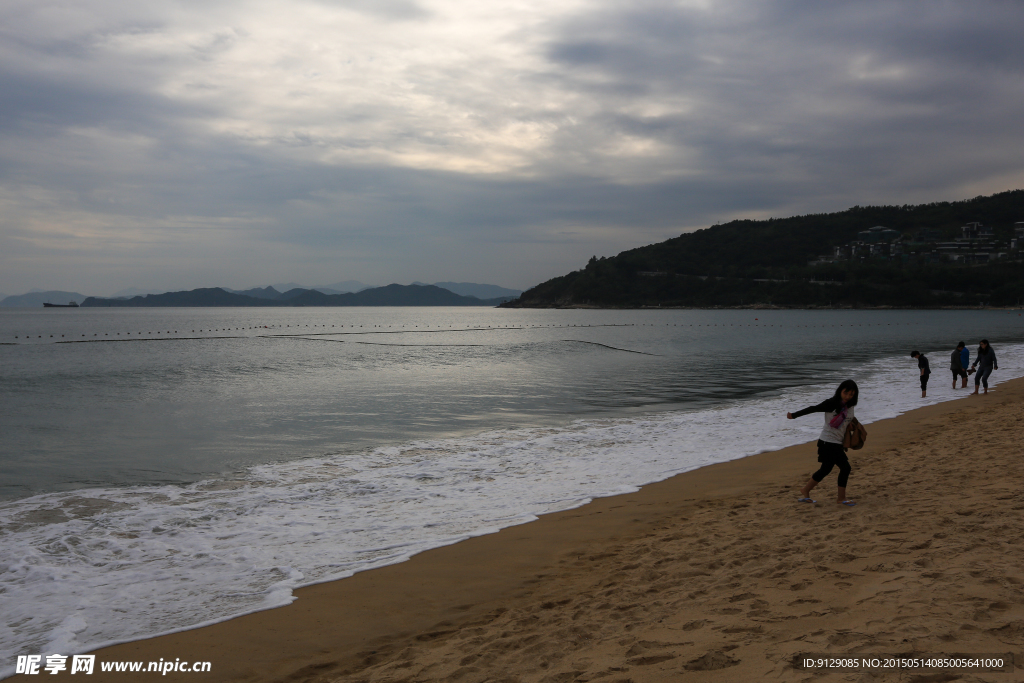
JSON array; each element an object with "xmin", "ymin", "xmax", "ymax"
[{"xmin": 59, "ymin": 379, "xmax": 1024, "ymax": 682}]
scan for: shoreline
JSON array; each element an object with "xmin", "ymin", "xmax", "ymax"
[
  {"xmin": 46, "ymin": 376, "xmax": 1024, "ymax": 682},
  {"xmin": 501, "ymin": 304, "xmax": 1024, "ymax": 310}
]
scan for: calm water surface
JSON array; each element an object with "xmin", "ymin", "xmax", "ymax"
[{"xmin": 3, "ymin": 306, "xmax": 1023, "ymax": 500}]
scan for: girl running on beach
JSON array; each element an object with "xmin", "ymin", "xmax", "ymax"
[
  {"xmin": 970, "ymin": 339, "xmax": 998, "ymax": 394},
  {"xmin": 786, "ymin": 379, "xmax": 859, "ymax": 506}
]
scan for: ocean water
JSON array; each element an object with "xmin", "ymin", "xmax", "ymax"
[{"xmin": 2, "ymin": 307, "xmax": 1024, "ymax": 673}]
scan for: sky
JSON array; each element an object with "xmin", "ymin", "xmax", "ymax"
[{"xmin": 2, "ymin": 0, "xmax": 1024, "ymax": 296}]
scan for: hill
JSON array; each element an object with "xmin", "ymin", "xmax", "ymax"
[
  {"xmin": 423, "ymin": 282, "xmax": 521, "ymax": 299},
  {"xmin": 226, "ymin": 286, "xmax": 285, "ymax": 300},
  {"xmin": 81, "ymin": 288, "xmax": 267, "ymax": 307},
  {"xmin": 503, "ymin": 190, "xmax": 1024, "ymax": 308},
  {"xmin": 0, "ymin": 291, "xmax": 89, "ymax": 307},
  {"xmin": 80, "ymin": 284, "xmax": 508, "ymax": 307}
]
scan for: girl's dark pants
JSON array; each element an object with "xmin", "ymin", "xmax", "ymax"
[
  {"xmin": 975, "ymin": 366, "xmax": 993, "ymax": 389},
  {"xmin": 813, "ymin": 440, "xmax": 851, "ymax": 487}
]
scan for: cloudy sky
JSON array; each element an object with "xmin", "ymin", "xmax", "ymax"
[{"xmin": 2, "ymin": 0, "xmax": 1023, "ymax": 295}]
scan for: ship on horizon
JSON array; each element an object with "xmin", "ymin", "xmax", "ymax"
[{"xmin": 42, "ymin": 301, "xmax": 79, "ymax": 308}]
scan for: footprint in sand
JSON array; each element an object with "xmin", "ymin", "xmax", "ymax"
[{"xmin": 683, "ymin": 650, "xmax": 740, "ymax": 671}]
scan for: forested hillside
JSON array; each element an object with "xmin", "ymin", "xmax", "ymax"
[{"xmin": 504, "ymin": 190, "xmax": 1024, "ymax": 308}]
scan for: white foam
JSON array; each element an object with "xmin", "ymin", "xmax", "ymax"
[{"xmin": 2, "ymin": 344, "xmax": 1023, "ymax": 676}]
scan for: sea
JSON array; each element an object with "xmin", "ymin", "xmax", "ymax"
[{"xmin": 2, "ymin": 306, "xmax": 1024, "ymax": 674}]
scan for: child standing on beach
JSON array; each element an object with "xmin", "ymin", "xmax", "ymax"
[
  {"xmin": 786, "ymin": 379, "xmax": 858, "ymax": 506},
  {"xmin": 911, "ymin": 351, "xmax": 930, "ymax": 397}
]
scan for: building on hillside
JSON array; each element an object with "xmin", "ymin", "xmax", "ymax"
[
  {"xmin": 1014, "ymin": 222, "xmax": 1024, "ymax": 238},
  {"xmin": 913, "ymin": 228, "xmax": 943, "ymax": 243},
  {"xmin": 857, "ymin": 226, "xmax": 901, "ymax": 243},
  {"xmin": 961, "ymin": 222, "xmax": 995, "ymax": 239}
]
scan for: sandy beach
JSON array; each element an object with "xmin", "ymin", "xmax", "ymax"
[{"xmin": 33, "ymin": 378, "xmax": 1024, "ymax": 682}]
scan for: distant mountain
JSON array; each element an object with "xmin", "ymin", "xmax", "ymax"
[
  {"xmin": 316, "ymin": 280, "xmax": 371, "ymax": 293},
  {"xmin": 81, "ymin": 288, "xmax": 272, "ymax": 307},
  {"xmin": 110, "ymin": 287, "xmax": 167, "ymax": 298},
  {"xmin": 270, "ymin": 283, "xmax": 306, "ymax": 293},
  {"xmin": 266, "ymin": 281, "xmax": 370, "ymax": 294},
  {"xmin": 1, "ymin": 291, "xmax": 89, "ymax": 307},
  {"xmin": 431, "ymin": 282, "xmax": 522, "ymax": 299},
  {"xmin": 278, "ymin": 288, "xmax": 313, "ymax": 300},
  {"xmin": 287, "ymin": 284, "xmax": 508, "ymax": 306},
  {"xmin": 80, "ymin": 285, "xmax": 507, "ymax": 307},
  {"xmin": 227, "ymin": 286, "xmax": 283, "ymax": 300}
]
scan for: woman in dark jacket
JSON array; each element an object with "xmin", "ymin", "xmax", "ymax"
[
  {"xmin": 970, "ymin": 339, "xmax": 997, "ymax": 394},
  {"xmin": 786, "ymin": 379, "xmax": 859, "ymax": 506}
]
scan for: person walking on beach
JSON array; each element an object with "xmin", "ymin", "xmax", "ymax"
[
  {"xmin": 970, "ymin": 339, "xmax": 998, "ymax": 394},
  {"xmin": 951, "ymin": 342, "xmax": 968, "ymax": 389},
  {"xmin": 786, "ymin": 379, "xmax": 859, "ymax": 506},
  {"xmin": 911, "ymin": 351, "xmax": 930, "ymax": 398},
  {"xmin": 959, "ymin": 342, "xmax": 970, "ymax": 388}
]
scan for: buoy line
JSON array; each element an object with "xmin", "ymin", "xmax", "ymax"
[
  {"xmin": 285, "ymin": 336, "xmax": 489, "ymax": 348},
  {"xmin": 55, "ymin": 336, "xmax": 247, "ymax": 344},
  {"xmin": 8, "ymin": 322, "xmax": 644, "ymax": 343},
  {"xmin": 562, "ymin": 340, "xmax": 659, "ymax": 356},
  {"xmin": 261, "ymin": 327, "xmax": 521, "ymax": 338}
]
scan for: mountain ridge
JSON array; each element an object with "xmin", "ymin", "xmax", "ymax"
[{"xmin": 80, "ymin": 284, "xmax": 512, "ymax": 307}]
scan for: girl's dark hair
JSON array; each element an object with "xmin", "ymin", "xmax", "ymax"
[
  {"xmin": 979, "ymin": 339, "xmax": 991, "ymax": 356},
  {"xmin": 828, "ymin": 379, "xmax": 859, "ymax": 409}
]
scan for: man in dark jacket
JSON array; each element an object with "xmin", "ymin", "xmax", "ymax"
[{"xmin": 951, "ymin": 342, "xmax": 968, "ymax": 389}]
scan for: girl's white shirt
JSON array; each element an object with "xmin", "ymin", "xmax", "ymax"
[{"xmin": 819, "ymin": 406, "xmax": 854, "ymax": 444}]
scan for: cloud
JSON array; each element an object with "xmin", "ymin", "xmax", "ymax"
[{"xmin": 1, "ymin": 0, "xmax": 1023, "ymax": 294}]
